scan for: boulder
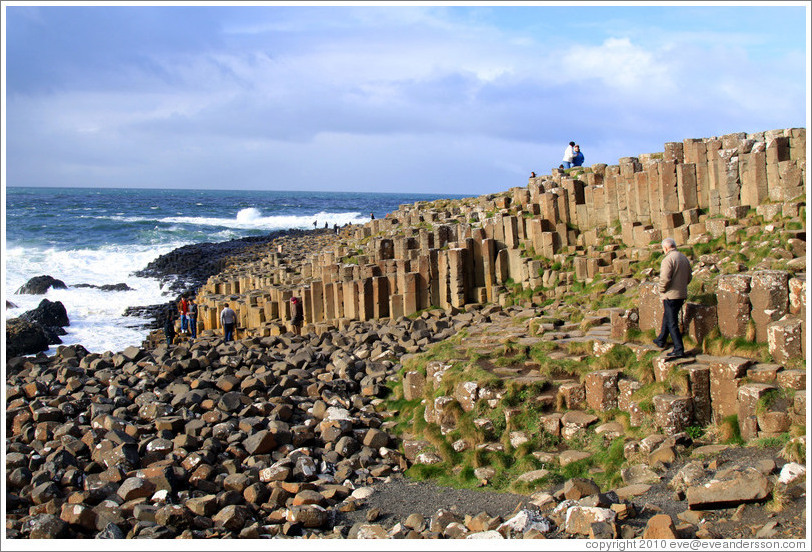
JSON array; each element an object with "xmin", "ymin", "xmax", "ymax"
[
  {"xmin": 20, "ymin": 298, "xmax": 70, "ymax": 344},
  {"xmin": 73, "ymin": 282, "xmax": 133, "ymax": 292},
  {"xmin": 565, "ymin": 506, "xmax": 617, "ymax": 535},
  {"xmin": 563, "ymin": 478, "xmax": 601, "ymax": 500},
  {"xmin": 643, "ymin": 514, "xmax": 678, "ymax": 539},
  {"xmin": 6, "ymin": 318, "xmax": 50, "ymax": 358},
  {"xmin": 16, "ymin": 275, "xmax": 67, "ymax": 294},
  {"xmin": 497, "ymin": 509, "xmax": 553, "ymax": 536},
  {"xmin": 778, "ymin": 462, "xmax": 806, "ymax": 485},
  {"xmin": 26, "ymin": 514, "xmax": 69, "ymax": 538},
  {"xmin": 686, "ymin": 469, "xmax": 772, "ymax": 509}
]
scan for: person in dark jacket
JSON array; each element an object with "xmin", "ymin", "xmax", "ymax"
[
  {"xmin": 220, "ymin": 303, "xmax": 237, "ymax": 342},
  {"xmin": 187, "ymin": 298, "xmax": 197, "ymax": 339},
  {"xmin": 290, "ymin": 297, "xmax": 304, "ymax": 336},
  {"xmin": 163, "ymin": 311, "xmax": 176, "ymax": 346}
]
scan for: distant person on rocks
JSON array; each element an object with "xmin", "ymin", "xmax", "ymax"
[
  {"xmin": 654, "ymin": 237, "xmax": 692, "ymax": 360},
  {"xmin": 163, "ymin": 312, "xmax": 176, "ymax": 346},
  {"xmin": 187, "ymin": 298, "xmax": 197, "ymax": 339},
  {"xmin": 334, "ymin": 223, "xmax": 339, "ymax": 235},
  {"xmin": 313, "ymin": 220, "xmax": 317, "ymax": 229},
  {"xmin": 324, "ymin": 222, "xmax": 328, "ymax": 229},
  {"xmin": 561, "ymin": 141, "xmax": 576, "ymax": 169},
  {"xmin": 572, "ymin": 144, "xmax": 584, "ymax": 167},
  {"xmin": 290, "ymin": 297, "xmax": 304, "ymax": 336},
  {"xmin": 178, "ymin": 296, "xmax": 189, "ymax": 333},
  {"xmin": 370, "ymin": 212, "xmax": 375, "ymax": 220},
  {"xmin": 220, "ymin": 303, "xmax": 237, "ymax": 342}
]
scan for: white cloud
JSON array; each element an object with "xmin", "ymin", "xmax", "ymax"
[
  {"xmin": 4, "ymin": 5, "xmax": 806, "ymax": 195},
  {"xmin": 561, "ymin": 37, "xmax": 673, "ymax": 91}
]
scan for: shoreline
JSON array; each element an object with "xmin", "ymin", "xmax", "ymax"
[
  {"xmin": 5, "ymin": 227, "xmax": 344, "ymax": 360},
  {"xmin": 124, "ymin": 227, "xmax": 340, "ymax": 336}
]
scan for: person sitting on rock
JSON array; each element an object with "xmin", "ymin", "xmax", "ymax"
[
  {"xmin": 572, "ymin": 144, "xmax": 584, "ymax": 167},
  {"xmin": 290, "ymin": 297, "xmax": 304, "ymax": 336}
]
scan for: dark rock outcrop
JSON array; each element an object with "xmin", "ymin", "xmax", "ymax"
[
  {"xmin": 5, "ymin": 318, "xmax": 49, "ymax": 358},
  {"xmin": 73, "ymin": 282, "xmax": 133, "ymax": 291},
  {"xmin": 16, "ymin": 275, "xmax": 67, "ymax": 295},
  {"xmin": 19, "ymin": 299, "xmax": 69, "ymax": 346},
  {"xmin": 20, "ymin": 298, "xmax": 70, "ymax": 328}
]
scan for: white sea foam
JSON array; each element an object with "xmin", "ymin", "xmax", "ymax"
[
  {"xmin": 5, "ymin": 197, "xmax": 376, "ymax": 357},
  {"xmin": 4, "ymin": 243, "xmax": 183, "ymax": 355},
  {"xmin": 101, "ymin": 210, "xmax": 369, "ymax": 230}
]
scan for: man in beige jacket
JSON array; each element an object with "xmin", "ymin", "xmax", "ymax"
[{"xmin": 654, "ymin": 237, "xmax": 692, "ymax": 359}]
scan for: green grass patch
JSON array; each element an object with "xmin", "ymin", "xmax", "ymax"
[{"xmin": 752, "ymin": 433, "xmax": 792, "ymax": 449}]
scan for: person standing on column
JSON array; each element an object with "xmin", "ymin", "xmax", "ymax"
[
  {"xmin": 163, "ymin": 310, "xmax": 176, "ymax": 347},
  {"xmin": 178, "ymin": 296, "xmax": 189, "ymax": 333},
  {"xmin": 654, "ymin": 237, "xmax": 692, "ymax": 360},
  {"xmin": 561, "ymin": 141, "xmax": 576, "ymax": 169},
  {"xmin": 187, "ymin": 298, "xmax": 197, "ymax": 340},
  {"xmin": 290, "ymin": 297, "xmax": 304, "ymax": 336},
  {"xmin": 220, "ymin": 303, "xmax": 237, "ymax": 343}
]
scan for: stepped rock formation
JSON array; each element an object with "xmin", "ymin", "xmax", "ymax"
[
  {"xmin": 192, "ymin": 128, "xmax": 805, "ymax": 356},
  {"xmin": 187, "ymin": 127, "xmax": 805, "ymax": 459},
  {"xmin": 6, "ymin": 128, "xmax": 807, "ymax": 540}
]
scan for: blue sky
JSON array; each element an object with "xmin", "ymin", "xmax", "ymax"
[{"xmin": 3, "ymin": 2, "xmax": 809, "ymax": 195}]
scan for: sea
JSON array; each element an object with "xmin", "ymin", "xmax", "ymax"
[{"xmin": 4, "ymin": 187, "xmax": 463, "ymax": 356}]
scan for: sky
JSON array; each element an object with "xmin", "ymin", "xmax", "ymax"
[{"xmin": 2, "ymin": 1, "xmax": 809, "ymax": 195}]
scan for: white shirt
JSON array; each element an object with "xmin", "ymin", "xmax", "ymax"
[{"xmin": 562, "ymin": 145, "xmax": 575, "ymax": 163}]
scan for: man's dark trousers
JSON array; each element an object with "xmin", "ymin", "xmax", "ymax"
[{"xmin": 656, "ymin": 298, "xmax": 685, "ymax": 355}]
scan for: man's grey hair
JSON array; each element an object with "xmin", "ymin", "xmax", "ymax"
[{"xmin": 662, "ymin": 238, "xmax": 677, "ymax": 249}]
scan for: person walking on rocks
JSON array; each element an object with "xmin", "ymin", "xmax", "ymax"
[
  {"xmin": 654, "ymin": 237, "xmax": 692, "ymax": 360},
  {"xmin": 290, "ymin": 297, "xmax": 304, "ymax": 336},
  {"xmin": 163, "ymin": 311, "xmax": 176, "ymax": 346},
  {"xmin": 178, "ymin": 296, "xmax": 189, "ymax": 333},
  {"xmin": 187, "ymin": 298, "xmax": 197, "ymax": 339},
  {"xmin": 220, "ymin": 303, "xmax": 237, "ymax": 342}
]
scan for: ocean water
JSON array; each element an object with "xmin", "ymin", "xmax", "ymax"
[{"xmin": 4, "ymin": 187, "xmax": 461, "ymax": 355}]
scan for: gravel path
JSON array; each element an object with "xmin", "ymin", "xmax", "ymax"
[
  {"xmin": 334, "ymin": 445, "xmax": 807, "ymax": 539},
  {"xmin": 336, "ymin": 475, "xmax": 530, "ymax": 528}
]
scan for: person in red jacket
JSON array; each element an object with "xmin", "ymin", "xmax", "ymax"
[{"xmin": 178, "ymin": 297, "xmax": 189, "ymax": 333}]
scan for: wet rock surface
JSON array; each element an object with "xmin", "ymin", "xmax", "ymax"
[
  {"xmin": 16, "ymin": 275, "xmax": 68, "ymax": 295},
  {"xmin": 5, "ymin": 318, "xmax": 51, "ymax": 359},
  {"xmin": 6, "ymin": 299, "xmax": 71, "ymax": 359},
  {"xmin": 73, "ymin": 283, "xmax": 134, "ymax": 292}
]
